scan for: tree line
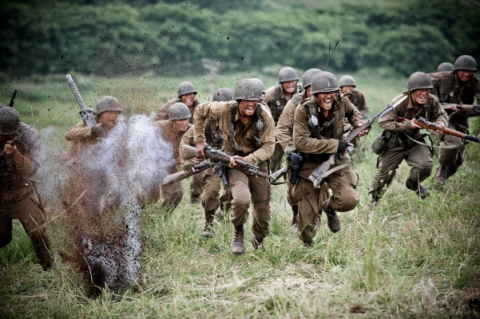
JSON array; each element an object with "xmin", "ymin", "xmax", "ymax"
[{"xmin": 1, "ymin": 0, "xmax": 479, "ymax": 78}]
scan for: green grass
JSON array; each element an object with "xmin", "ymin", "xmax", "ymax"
[{"xmin": 1, "ymin": 72, "xmax": 479, "ymax": 318}]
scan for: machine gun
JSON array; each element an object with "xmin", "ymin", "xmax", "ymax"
[
  {"xmin": 162, "ymin": 160, "xmax": 213, "ymax": 186},
  {"xmin": 66, "ymin": 74, "xmax": 97, "ymax": 127},
  {"xmin": 308, "ymin": 95, "xmax": 408, "ymax": 188},
  {"xmin": 396, "ymin": 117, "xmax": 479, "ymax": 143},
  {"xmin": 182, "ymin": 144, "xmax": 272, "ymax": 178}
]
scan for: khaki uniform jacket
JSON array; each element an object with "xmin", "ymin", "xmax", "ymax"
[
  {"xmin": 0, "ymin": 123, "xmax": 40, "ymax": 192},
  {"xmin": 154, "ymin": 97, "xmax": 200, "ymax": 123},
  {"xmin": 430, "ymin": 71, "xmax": 480, "ymax": 132},
  {"xmin": 293, "ymin": 95, "xmax": 362, "ymax": 178},
  {"xmin": 378, "ymin": 93, "xmax": 448, "ymax": 134},
  {"xmin": 193, "ymin": 102, "xmax": 275, "ymax": 165},
  {"xmin": 64, "ymin": 121, "xmax": 101, "ymax": 160},
  {"xmin": 264, "ymin": 85, "xmax": 292, "ymax": 123},
  {"xmin": 275, "ymin": 91, "xmax": 307, "ymax": 150}
]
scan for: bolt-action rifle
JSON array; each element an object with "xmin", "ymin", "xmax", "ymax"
[
  {"xmin": 308, "ymin": 95, "xmax": 408, "ymax": 188},
  {"xmin": 182, "ymin": 144, "xmax": 272, "ymax": 178},
  {"xmin": 162, "ymin": 160, "xmax": 214, "ymax": 186},
  {"xmin": 66, "ymin": 74, "xmax": 97, "ymax": 127},
  {"xmin": 8, "ymin": 89, "xmax": 17, "ymax": 107},
  {"xmin": 396, "ymin": 117, "xmax": 479, "ymax": 143},
  {"xmin": 441, "ymin": 103, "xmax": 479, "ymax": 111}
]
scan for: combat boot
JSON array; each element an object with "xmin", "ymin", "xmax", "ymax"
[
  {"xmin": 291, "ymin": 205, "xmax": 299, "ymax": 227},
  {"xmin": 201, "ymin": 210, "xmax": 215, "ymax": 238},
  {"xmin": 251, "ymin": 236, "xmax": 264, "ymax": 250},
  {"xmin": 433, "ymin": 165, "xmax": 446, "ymax": 185},
  {"xmin": 322, "ymin": 200, "xmax": 341, "ymax": 233},
  {"xmin": 231, "ymin": 225, "xmax": 244, "ymax": 255},
  {"xmin": 406, "ymin": 178, "xmax": 430, "ymax": 199}
]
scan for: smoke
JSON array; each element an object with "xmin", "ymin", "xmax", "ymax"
[{"xmin": 37, "ymin": 114, "xmax": 173, "ymax": 295}]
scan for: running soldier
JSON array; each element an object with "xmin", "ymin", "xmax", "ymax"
[
  {"xmin": 264, "ymin": 66, "xmax": 299, "ymax": 172},
  {"xmin": 180, "ymin": 88, "xmax": 234, "ymax": 238},
  {"xmin": 369, "ymin": 72, "xmax": 448, "ymax": 202},
  {"xmin": 194, "ymin": 79, "xmax": 275, "ymax": 254},
  {"xmin": 156, "ymin": 102, "xmax": 192, "ymax": 212},
  {"xmin": 430, "ymin": 55, "xmax": 480, "ymax": 185},
  {"xmin": 155, "ymin": 81, "xmax": 203, "ymax": 203},
  {"xmin": 0, "ymin": 104, "xmax": 53, "ymax": 271},
  {"xmin": 275, "ymin": 68, "xmax": 329, "ymax": 227},
  {"xmin": 292, "ymin": 71, "xmax": 367, "ymax": 246}
]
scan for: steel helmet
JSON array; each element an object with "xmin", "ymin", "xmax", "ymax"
[
  {"xmin": 278, "ymin": 67, "xmax": 299, "ymax": 83},
  {"xmin": 233, "ymin": 78, "xmax": 263, "ymax": 101},
  {"xmin": 407, "ymin": 72, "xmax": 433, "ymax": 92},
  {"xmin": 96, "ymin": 96, "xmax": 122, "ymax": 115},
  {"xmin": 310, "ymin": 71, "xmax": 339, "ymax": 94},
  {"xmin": 169, "ymin": 102, "xmax": 191, "ymax": 120},
  {"xmin": 177, "ymin": 81, "xmax": 197, "ymax": 97}
]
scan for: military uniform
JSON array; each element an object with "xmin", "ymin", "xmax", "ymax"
[
  {"xmin": 429, "ymin": 71, "xmax": 480, "ymax": 181},
  {"xmin": 293, "ymin": 95, "xmax": 362, "ymax": 243},
  {"xmin": 194, "ymin": 100, "xmax": 275, "ymax": 247},
  {"xmin": 369, "ymin": 92, "xmax": 448, "ymax": 200},
  {"xmin": 154, "ymin": 97, "xmax": 200, "ymax": 123},
  {"xmin": 0, "ymin": 123, "xmax": 52, "ymax": 270},
  {"xmin": 342, "ymin": 90, "xmax": 369, "ymax": 118},
  {"xmin": 156, "ymin": 120, "xmax": 191, "ymax": 211}
]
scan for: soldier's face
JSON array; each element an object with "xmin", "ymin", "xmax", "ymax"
[
  {"xmin": 305, "ymin": 86, "xmax": 312, "ymax": 97},
  {"xmin": 238, "ymin": 100, "xmax": 259, "ymax": 117},
  {"xmin": 281, "ymin": 81, "xmax": 297, "ymax": 94},
  {"xmin": 98, "ymin": 111, "xmax": 120, "ymax": 129},
  {"xmin": 180, "ymin": 93, "xmax": 196, "ymax": 107},
  {"xmin": 315, "ymin": 92, "xmax": 336, "ymax": 111},
  {"xmin": 341, "ymin": 86, "xmax": 354, "ymax": 94},
  {"xmin": 410, "ymin": 89, "xmax": 429, "ymax": 106},
  {"xmin": 456, "ymin": 70, "xmax": 474, "ymax": 82},
  {"xmin": 172, "ymin": 119, "xmax": 189, "ymax": 133}
]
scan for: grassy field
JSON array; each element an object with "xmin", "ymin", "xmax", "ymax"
[{"xmin": 1, "ymin": 72, "xmax": 479, "ymax": 318}]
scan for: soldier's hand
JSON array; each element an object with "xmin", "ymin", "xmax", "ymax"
[
  {"xmin": 196, "ymin": 142, "xmax": 208, "ymax": 159},
  {"xmin": 411, "ymin": 120, "xmax": 421, "ymax": 129},
  {"xmin": 337, "ymin": 140, "xmax": 351, "ymax": 154},
  {"xmin": 356, "ymin": 123, "xmax": 369, "ymax": 137},
  {"xmin": 435, "ymin": 123, "xmax": 446, "ymax": 135},
  {"xmin": 3, "ymin": 141, "xmax": 18, "ymax": 156},
  {"xmin": 229, "ymin": 155, "xmax": 247, "ymax": 168}
]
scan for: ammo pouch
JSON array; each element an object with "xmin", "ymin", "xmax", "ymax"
[{"xmin": 371, "ymin": 132, "xmax": 388, "ymax": 155}]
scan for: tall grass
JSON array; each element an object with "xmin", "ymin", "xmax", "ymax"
[{"xmin": 1, "ymin": 72, "xmax": 479, "ymax": 318}]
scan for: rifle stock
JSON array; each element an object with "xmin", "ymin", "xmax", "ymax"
[
  {"xmin": 397, "ymin": 117, "xmax": 479, "ymax": 143},
  {"xmin": 162, "ymin": 160, "xmax": 213, "ymax": 185},
  {"xmin": 441, "ymin": 103, "xmax": 478, "ymax": 111},
  {"xmin": 269, "ymin": 166, "xmax": 288, "ymax": 185},
  {"xmin": 308, "ymin": 95, "xmax": 408, "ymax": 187}
]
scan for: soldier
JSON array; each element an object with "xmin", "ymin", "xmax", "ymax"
[
  {"xmin": 0, "ymin": 104, "xmax": 53, "ymax": 271},
  {"xmin": 339, "ymin": 75, "xmax": 369, "ymax": 119},
  {"xmin": 264, "ymin": 66, "xmax": 299, "ymax": 172},
  {"xmin": 180, "ymin": 88, "xmax": 234, "ymax": 238},
  {"xmin": 369, "ymin": 72, "xmax": 448, "ymax": 203},
  {"xmin": 275, "ymin": 68, "xmax": 329, "ymax": 227},
  {"xmin": 155, "ymin": 81, "xmax": 202, "ymax": 204},
  {"xmin": 436, "ymin": 62, "xmax": 454, "ymax": 72},
  {"xmin": 194, "ymin": 79, "xmax": 275, "ymax": 255},
  {"xmin": 430, "ymin": 55, "xmax": 480, "ymax": 185},
  {"xmin": 156, "ymin": 102, "xmax": 192, "ymax": 212},
  {"xmin": 65, "ymin": 95, "xmax": 123, "ymax": 160},
  {"xmin": 292, "ymin": 71, "xmax": 367, "ymax": 246}
]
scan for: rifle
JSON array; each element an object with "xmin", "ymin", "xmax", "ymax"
[
  {"xmin": 0, "ymin": 121, "xmax": 38, "ymax": 157},
  {"xmin": 441, "ymin": 103, "xmax": 479, "ymax": 111},
  {"xmin": 162, "ymin": 160, "xmax": 213, "ymax": 186},
  {"xmin": 269, "ymin": 166, "xmax": 288, "ymax": 185},
  {"xmin": 308, "ymin": 95, "xmax": 408, "ymax": 188},
  {"xmin": 8, "ymin": 89, "xmax": 17, "ymax": 107},
  {"xmin": 396, "ymin": 117, "xmax": 479, "ymax": 143},
  {"xmin": 66, "ymin": 74, "xmax": 97, "ymax": 127},
  {"xmin": 182, "ymin": 144, "xmax": 271, "ymax": 178}
]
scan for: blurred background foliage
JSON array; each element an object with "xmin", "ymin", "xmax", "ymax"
[{"xmin": 0, "ymin": 0, "xmax": 479, "ymax": 79}]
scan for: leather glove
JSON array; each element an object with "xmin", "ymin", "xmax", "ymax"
[
  {"xmin": 337, "ymin": 140, "xmax": 349, "ymax": 154},
  {"xmin": 91, "ymin": 126, "xmax": 106, "ymax": 137}
]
